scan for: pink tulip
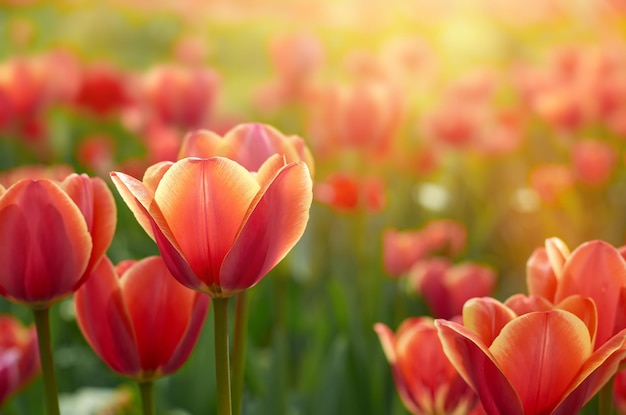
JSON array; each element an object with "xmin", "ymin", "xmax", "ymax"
[{"xmin": 0, "ymin": 315, "xmax": 39, "ymax": 405}]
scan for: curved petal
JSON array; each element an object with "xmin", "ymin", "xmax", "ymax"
[
  {"xmin": 120, "ymin": 256, "xmax": 207, "ymax": 379},
  {"xmin": 220, "ymin": 161, "xmax": 312, "ymax": 295},
  {"xmin": 490, "ymin": 310, "xmax": 592, "ymax": 415},
  {"xmin": 552, "ymin": 328, "xmax": 626, "ymax": 415},
  {"xmin": 74, "ymin": 257, "xmax": 141, "ymax": 377},
  {"xmin": 0, "ymin": 180, "xmax": 92, "ymax": 306},
  {"xmin": 445, "ymin": 263, "xmax": 496, "ymax": 319},
  {"xmin": 178, "ymin": 129, "xmax": 225, "ymax": 159},
  {"xmin": 155, "ymin": 158, "xmax": 259, "ymax": 289},
  {"xmin": 110, "ymin": 171, "xmax": 157, "ymax": 240},
  {"xmin": 504, "ymin": 294, "xmax": 553, "ymax": 315},
  {"xmin": 545, "ymin": 237, "xmax": 570, "ymax": 278},
  {"xmin": 60, "ymin": 174, "xmax": 117, "ymax": 280},
  {"xmin": 462, "ymin": 297, "xmax": 517, "ymax": 346},
  {"xmin": 555, "ymin": 295, "xmax": 598, "ymax": 347},
  {"xmin": 554, "ymin": 240, "xmax": 626, "ymax": 346},
  {"xmin": 526, "ymin": 247, "xmax": 557, "ymax": 301},
  {"xmin": 435, "ymin": 320, "xmax": 523, "ymax": 415}
]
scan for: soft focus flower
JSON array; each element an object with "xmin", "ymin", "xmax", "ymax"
[
  {"xmin": 570, "ymin": 139, "xmax": 617, "ymax": 187},
  {"xmin": 314, "ymin": 172, "xmax": 386, "ymax": 214},
  {"xmin": 0, "ymin": 173, "xmax": 116, "ymax": 308},
  {"xmin": 0, "ymin": 315, "xmax": 39, "ymax": 406},
  {"xmin": 526, "ymin": 238, "xmax": 626, "ymax": 347},
  {"xmin": 410, "ymin": 259, "xmax": 497, "ymax": 319},
  {"xmin": 269, "ymin": 32, "xmax": 324, "ymax": 87},
  {"xmin": 528, "ymin": 163, "xmax": 575, "ymax": 205},
  {"xmin": 375, "ymin": 317, "xmax": 479, "ymax": 415},
  {"xmin": 141, "ymin": 64, "xmax": 220, "ymax": 130},
  {"xmin": 436, "ymin": 297, "xmax": 626, "ymax": 415},
  {"xmin": 179, "ymin": 123, "xmax": 314, "ymax": 176},
  {"xmin": 74, "ymin": 63, "xmax": 134, "ymax": 116},
  {"xmin": 75, "ymin": 256, "xmax": 209, "ymax": 381},
  {"xmin": 111, "ymin": 154, "xmax": 312, "ymax": 298}
]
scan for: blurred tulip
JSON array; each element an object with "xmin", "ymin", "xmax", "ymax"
[
  {"xmin": 75, "ymin": 256, "xmax": 209, "ymax": 381},
  {"xmin": 375, "ymin": 317, "xmax": 479, "ymax": 415},
  {"xmin": 314, "ymin": 172, "xmax": 386, "ymax": 214},
  {"xmin": 528, "ymin": 163, "xmax": 575, "ymax": 205},
  {"xmin": 269, "ymin": 32, "xmax": 324, "ymax": 87},
  {"xmin": 436, "ymin": 297, "xmax": 626, "ymax": 415},
  {"xmin": 614, "ymin": 369, "xmax": 626, "ymax": 414},
  {"xmin": 0, "ymin": 173, "xmax": 116, "ymax": 307},
  {"xmin": 526, "ymin": 238, "xmax": 626, "ymax": 347},
  {"xmin": 308, "ymin": 81, "xmax": 403, "ymax": 157},
  {"xmin": 74, "ymin": 63, "xmax": 134, "ymax": 116},
  {"xmin": 77, "ymin": 134, "xmax": 116, "ymax": 177},
  {"xmin": 0, "ymin": 165, "xmax": 73, "ymax": 187},
  {"xmin": 0, "ymin": 315, "xmax": 39, "ymax": 406},
  {"xmin": 142, "ymin": 64, "xmax": 220, "ymax": 130},
  {"xmin": 111, "ymin": 154, "xmax": 312, "ymax": 298},
  {"xmin": 179, "ymin": 123, "xmax": 314, "ymax": 176},
  {"xmin": 571, "ymin": 139, "xmax": 617, "ymax": 187},
  {"xmin": 410, "ymin": 259, "xmax": 496, "ymax": 319}
]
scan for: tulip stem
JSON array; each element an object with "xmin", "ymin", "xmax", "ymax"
[
  {"xmin": 232, "ymin": 291, "xmax": 248, "ymax": 415},
  {"xmin": 139, "ymin": 380, "xmax": 155, "ymax": 415},
  {"xmin": 213, "ymin": 297, "xmax": 232, "ymax": 415},
  {"xmin": 32, "ymin": 307, "xmax": 60, "ymax": 415},
  {"xmin": 598, "ymin": 376, "xmax": 615, "ymax": 415}
]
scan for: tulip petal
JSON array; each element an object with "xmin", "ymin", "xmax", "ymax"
[
  {"xmin": 490, "ymin": 310, "xmax": 592, "ymax": 415},
  {"xmin": 555, "ymin": 295, "xmax": 598, "ymax": 346},
  {"xmin": 436, "ymin": 319, "xmax": 523, "ymax": 415},
  {"xmin": 552, "ymin": 328, "xmax": 626, "ymax": 415},
  {"xmin": 554, "ymin": 240, "xmax": 626, "ymax": 345},
  {"xmin": 504, "ymin": 294, "xmax": 554, "ymax": 315},
  {"xmin": 462, "ymin": 297, "xmax": 516, "ymax": 346},
  {"xmin": 74, "ymin": 257, "xmax": 141, "ymax": 376},
  {"xmin": 220, "ymin": 161, "xmax": 312, "ymax": 294},
  {"xmin": 179, "ymin": 130, "xmax": 225, "ymax": 159},
  {"xmin": 526, "ymin": 247, "xmax": 557, "ymax": 301},
  {"xmin": 155, "ymin": 158, "xmax": 259, "ymax": 289},
  {"xmin": 110, "ymin": 171, "xmax": 157, "ymax": 240}
]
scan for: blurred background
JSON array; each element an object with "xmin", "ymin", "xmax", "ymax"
[{"xmin": 1, "ymin": 0, "xmax": 626, "ymax": 413}]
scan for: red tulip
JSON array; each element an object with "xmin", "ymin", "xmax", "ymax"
[
  {"xmin": 179, "ymin": 123, "xmax": 314, "ymax": 176},
  {"xmin": 526, "ymin": 238, "xmax": 626, "ymax": 347},
  {"xmin": 0, "ymin": 315, "xmax": 39, "ymax": 406},
  {"xmin": 75, "ymin": 256, "xmax": 209, "ymax": 381},
  {"xmin": 571, "ymin": 139, "xmax": 617, "ymax": 187},
  {"xmin": 313, "ymin": 172, "xmax": 386, "ymax": 214},
  {"xmin": 375, "ymin": 317, "xmax": 479, "ymax": 415},
  {"xmin": 0, "ymin": 174, "xmax": 116, "ymax": 308},
  {"xmin": 410, "ymin": 259, "xmax": 496, "ymax": 319},
  {"xmin": 436, "ymin": 297, "xmax": 626, "ymax": 415},
  {"xmin": 111, "ymin": 154, "xmax": 312, "ymax": 298}
]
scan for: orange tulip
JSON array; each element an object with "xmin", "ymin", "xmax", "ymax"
[
  {"xmin": 436, "ymin": 297, "xmax": 626, "ymax": 415},
  {"xmin": 375, "ymin": 317, "xmax": 479, "ymax": 415},
  {"xmin": 111, "ymin": 154, "xmax": 312, "ymax": 298},
  {"xmin": 75, "ymin": 256, "xmax": 209, "ymax": 381},
  {"xmin": 313, "ymin": 172, "xmax": 386, "ymax": 214},
  {"xmin": 0, "ymin": 173, "xmax": 116, "ymax": 308},
  {"xmin": 0, "ymin": 315, "xmax": 39, "ymax": 406},
  {"xmin": 179, "ymin": 123, "xmax": 314, "ymax": 176},
  {"xmin": 526, "ymin": 238, "xmax": 626, "ymax": 347}
]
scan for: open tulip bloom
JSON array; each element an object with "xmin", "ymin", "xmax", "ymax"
[{"xmin": 436, "ymin": 297, "xmax": 626, "ymax": 415}]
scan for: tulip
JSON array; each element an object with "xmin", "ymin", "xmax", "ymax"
[
  {"xmin": 571, "ymin": 139, "xmax": 617, "ymax": 187},
  {"xmin": 75, "ymin": 256, "xmax": 209, "ymax": 412},
  {"xmin": 375, "ymin": 317, "xmax": 479, "ymax": 415},
  {"xmin": 313, "ymin": 172, "xmax": 386, "ymax": 214},
  {"xmin": 526, "ymin": 238, "xmax": 626, "ymax": 348},
  {"xmin": 0, "ymin": 315, "xmax": 39, "ymax": 406},
  {"xmin": 111, "ymin": 154, "xmax": 311, "ymax": 298},
  {"xmin": 179, "ymin": 123, "xmax": 314, "ymax": 176},
  {"xmin": 436, "ymin": 297, "xmax": 626, "ymax": 415},
  {"xmin": 0, "ymin": 173, "xmax": 116, "ymax": 415},
  {"xmin": 410, "ymin": 259, "xmax": 496, "ymax": 319}
]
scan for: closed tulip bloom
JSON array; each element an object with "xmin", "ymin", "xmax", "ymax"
[
  {"xmin": 0, "ymin": 315, "xmax": 39, "ymax": 406},
  {"xmin": 526, "ymin": 238, "xmax": 626, "ymax": 347},
  {"xmin": 111, "ymin": 154, "xmax": 312, "ymax": 298},
  {"xmin": 436, "ymin": 297, "xmax": 626, "ymax": 415},
  {"xmin": 178, "ymin": 123, "xmax": 314, "ymax": 176},
  {"xmin": 75, "ymin": 256, "xmax": 209, "ymax": 381},
  {"xmin": 375, "ymin": 317, "xmax": 479, "ymax": 415},
  {"xmin": 0, "ymin": 174, "xmax": 116, "ymax": 308}
]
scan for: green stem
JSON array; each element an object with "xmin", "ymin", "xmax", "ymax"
[
  {"xmin": 139, "ymin": 381, "xmax": 155, "ymax": 415},
  {"xmin": 213, "ymin": 297, "xmax": 232, "ymax": 415},
  {"xmin": 598, "ymin": 375, "xmax": 615, "ymax": 415},
  {"xmin": 231, "ymin": 291, "xmax": 248, "ymax": 415},
  {"xmin": 32, "ymin": 307, "xmax": 60, "ymax": 415}
]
